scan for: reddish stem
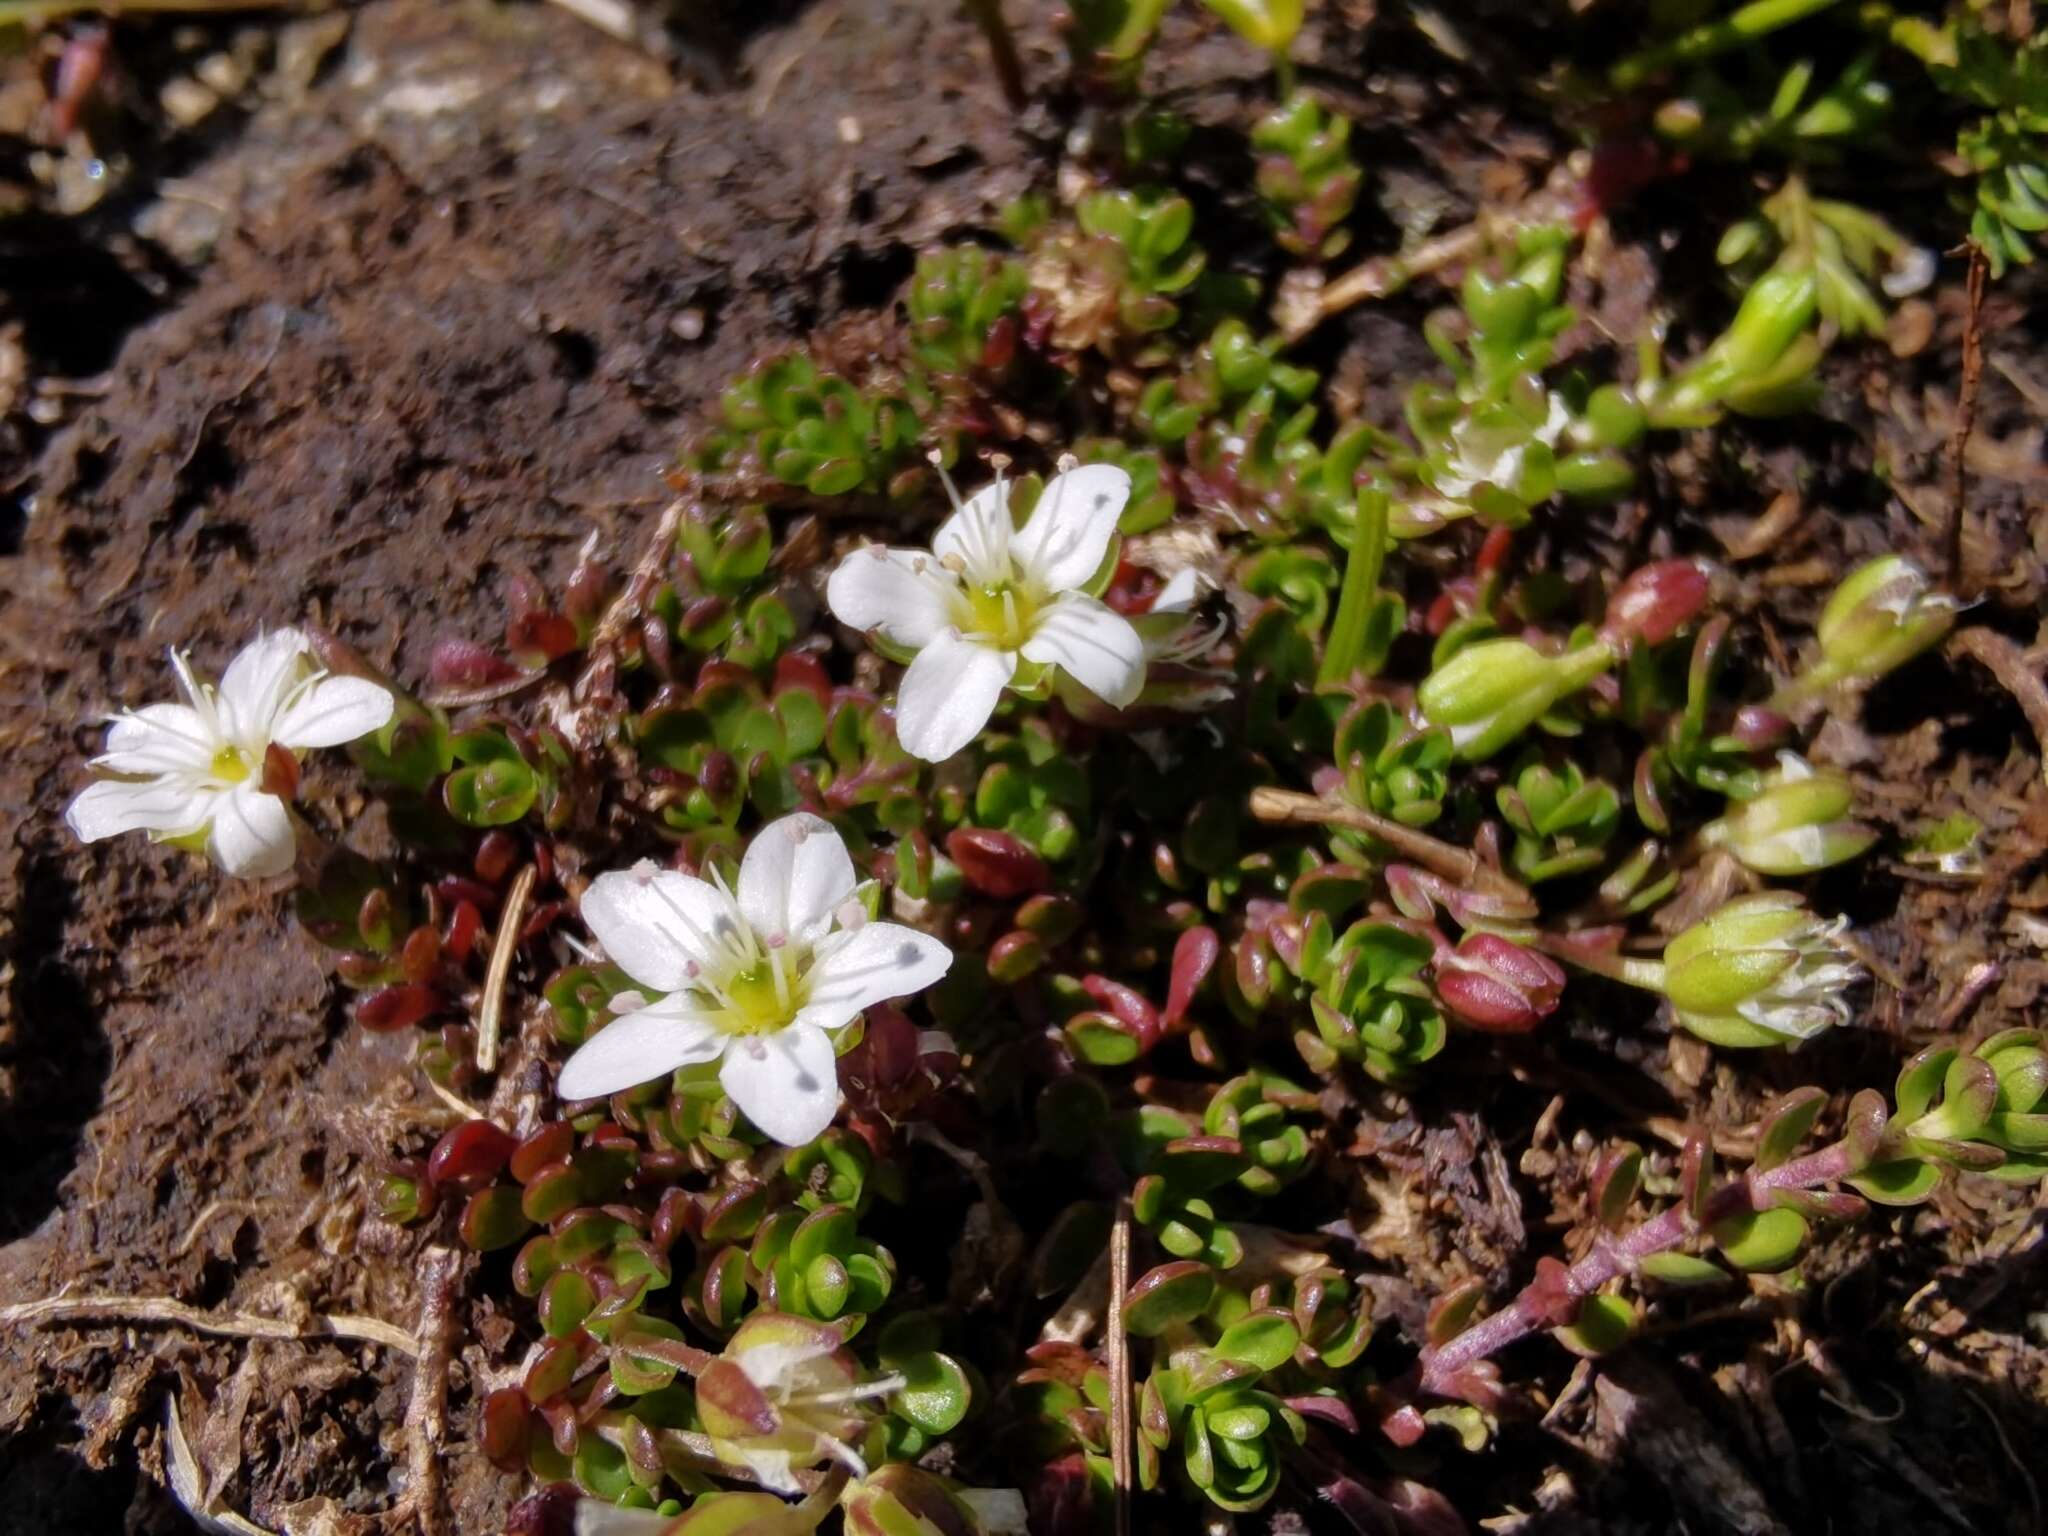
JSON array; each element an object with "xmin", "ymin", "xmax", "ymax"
[{"xmin": 1411, "ymin": 1139, "xmax": 1858, "ymax": 1403}]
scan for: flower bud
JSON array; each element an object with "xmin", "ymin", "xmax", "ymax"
[
  {"xmin": 1417, "ymin": 637, "xmax": 1614, "ymax": 762},
  {"xmin": 1600, "ymin": 560, "xmax": 1711, "ymax": 649},
  {"xmin": 1701, "ymin": 755, "xmax": 1876, "ymax": 875},
  {"xmin": 1660, "ymin": 892, "xmax": 1860, "ymax": 1047},
  {"xmin": 1806, "ymin": 555, "xmax": 1959, "ymax": 692},
  {"xmin": 1435, "ymin": 933, "xmax": 1566, "ymax": 1034},
  {"xmin": 1714, "ymin": 265, "xmax": 1819, "ymax": 381}
]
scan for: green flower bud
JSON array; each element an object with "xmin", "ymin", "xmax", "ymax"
[
  {"xmin": 1417, "ymin": 637, "xmax": 1614, "ymax": 762},
  {"xmin": 1700, "ymin": 755, "xmax": 1877, "ymax": 875},
  {"xmin": 1813, "ymin": 555, "xmax": 1960, "ymax": 687},
  {"xmin": 1659, "ymin": 892, "xmax": 1860, "ymax": 1047}
]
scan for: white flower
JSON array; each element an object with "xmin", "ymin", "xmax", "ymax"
[
  {"xmin": 64, "ymin": 628, "xmax": 395, "ymax": 879},
  {"xmin": 1431, "ymin": 391, "xmax": 1572, "ymax": 501},
  {"xmin": 558, "ymin": 812, "xmax": 952, "ymax": 1145},
  {"xmin": 825, "ymin": 458, "xmax": 1146, "ymax": 762}
]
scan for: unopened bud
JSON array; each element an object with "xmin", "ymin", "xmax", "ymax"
[
  {"xmin": 1417, "ymin": 637, "xmax": 1614, "ymax": 762},
  {"xmin": 1601, "ymin": 560, "xmax": 1712, "ymax": 649},
  {"xmin": 1810, "ymin": 555, "xmax": 1959, "ymax": 690},
  {"xmin": 1701, "ymin": 755, "xmax": 1875, "ymax": 875},
  {"xmin": 1435, "ymin": 933, "xmax": 1566, "ymax": 1034}
]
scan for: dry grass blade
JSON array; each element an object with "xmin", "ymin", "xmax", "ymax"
[{"xmin": 476, "ymin": 863, "xmax": 536, "ymax": 1074}]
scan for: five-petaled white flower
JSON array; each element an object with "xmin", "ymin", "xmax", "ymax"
[
  {"xmin": 824, "ymin": 458, "xmax": 1146, "ymax": 762},
  {"xmin": 65, "ymin": 628, "xmax": 395, "ymax": 879},
  {"xmin": 558, "ymin": 812, "xmax": 952, "ymax": 1145}
]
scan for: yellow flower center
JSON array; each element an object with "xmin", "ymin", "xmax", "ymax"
[
  {"xmin": 958, "ymin": 581, "xmax": 1038, "ymax": 650},
  {"xmin": 210, "ymin": 745, "xmax": 255, "ymax": 784},
  {"xmin": 715, "ymin": 954, "xmax": 806, "ymax": 1036}
]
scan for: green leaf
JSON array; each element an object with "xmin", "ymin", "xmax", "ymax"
[
  {"xmin": 1211, "ymin": 1311, "xmax": 1300, "ymax": 1372},
  {"xmin": 1555, "ymin": 1292, "xmax": 1636, "ymax": 1356},
  {"xmin": 1709, "ymin": 1206, "xmax": 1808, "ymax": 1271},
  {"xmin": 1755, "ymin": 1086, "xmax": 1827, "ymax": 1171},
  {"xmin": 1124, "ymin": 1261, "xmax": 1217, "ymax": 1337},
  {"xmin": 891, "ymin": 1350, "xmax": 972, "ymax": 1434},
  {"xmin": 1845, "ymin": 1157, "xmax": 1941, "ymax": 1206},
  {"xmin": 1637, "ymin": 1252, "xmax": 1731, "ymax": 1288}
]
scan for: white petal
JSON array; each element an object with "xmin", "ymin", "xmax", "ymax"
[
  {"xmin": 557, "ymin": 997, "xmax": 725, "ymax": 1100},
  {"xmin": 94, "ymin": 704, "xmax": 219, "ymax": 775},
  {"xmin": 932, "ymin": 479, "xmax": 1014, "ymax": 584},
  {"xmin": 794, "ymin": 921, "xmax": 953, "ymax": 1035},
  {"xmin": 65, "ymin": 777, "xmax": 212, "ymax": 843},
  {"xmin": 893, "ymin": 630, "xmax": 1015, "ymax": 762},
  {"xmin": 1021, "ymin": 595, "xmax": 1146, "ymax": 709},
  {"xmin": 737, "ymin": 812, "xmax": 857, "ymax": 946},
  {"xmin": 207, "ymin": 785, "xmax": 296, "ymax": 878},
  {"xmin": 217, "ymin": 629, "xmax": 313, "ymax": 741},
  {"xmin": 1150, "ymin": 567, "xmax": 1206, "ymax": 614},
  {"xmin": 271, "ymin": 675, "xmax": 396, "ymax": 750},
  {"xmin": 1011, "ymin": 464, "xmax": 1129, "ymax": 592},
  {"xmin": 719, "ymin": 1022, "xmax": 840, "ymax": 1146},
  {"xmin": 825, "ymin": 547, "xmax": 960, "ymax": 650},
  {"xmin": 581, "ymin": 863, "xmax": 742, "ymax": 994}
]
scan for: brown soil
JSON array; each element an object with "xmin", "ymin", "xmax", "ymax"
[{"xmin": 2, "ymin": 3, "xmax": 2046, "ymax": 1534}]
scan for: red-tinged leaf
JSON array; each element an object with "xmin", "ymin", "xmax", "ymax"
[
  {"xmin": 773, "ymin": 650, "xmax": 834, "ymax": 707},
  {"xmin": 444, "ymin": 900, "xmax": 483, "ymax": 964},
  {"xmin": 480, "ymin": 1386, "xmax": 532, "ymax": 1471},
  {"xmin": 1165, "ymin": 926, "xmax": 1220, "ymax": 1026},
  {"xmin": 510, "ymin": 1121, "xmax": 575, "ymax": 1186},
  {"xmin": 429, "ymin": 636, "xmax": 525, "ymax": 690},
  {"xmin": 400, "ymin": 924, "xmax": 442, "ymax": 985},
  {"xmin": 506, "ymin": 611, "xmax": 579, "ymax": 666},
  {"xmin": 1080, "ymin": 975, "xmax": 1158, "ymax": 1037},
  {"xmin": 429, "ymin": 1119, "xmax": 517, "ymax": 1191},
  {"xmin": 1379, "ymin": 1401, "xmax": 1428, "ymax": 1447},
  {"xmin": 504, "ymin": 1484, "xmax": 578, "ymax": 1536},
  {"xmin": 474, "ymin": 830, "xmax": 520, "ymax": 884},
  {"xmin": 356, "ymin": 984, "xmax": 442, "ymax": 1033},
  {"xmin": 946, "ymin": 827, "xmax": 1051, "ymax": 897}
]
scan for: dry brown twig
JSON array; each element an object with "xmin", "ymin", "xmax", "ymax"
[
  {"xmin": 1950, "ymin": 629, "xmax": 2048, "ymax": 783},
  {"xmin": 1946, "ymin": 243, "xmax": 1988, "ymax": 592},
  {"xmin": 0, "ymin": 1293, "xmax": 418, "ymax": 1356},
  {"xmin": 399, "ymin": 1247, "xmax": 462, "ymax": 1536},
  {"xmin": 1248, "ymin": 786, "xmax": 1535, "ymax": 905}
]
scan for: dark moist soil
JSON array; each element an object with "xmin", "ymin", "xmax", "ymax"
[{"xmin": 2, "ymin": 3, "xmax": 2047, "ymax": 1535}]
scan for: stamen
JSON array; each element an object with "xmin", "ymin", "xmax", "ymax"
[{"xmin": 801, "ymin": 1373, "xmax": 906, "ymax": 1406}]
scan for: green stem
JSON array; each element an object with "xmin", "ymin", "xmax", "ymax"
[
  {"xmin": 1317, "ymin": 491, "xmax": 1389, "ymax": 688},
  {"xmin": 1273, "ymin": 51, "xmax": 1298, "ymax": 98},
  {"xmin": 1611, "ymin": 0, "xmax": 1846, "ymax": 90}
]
